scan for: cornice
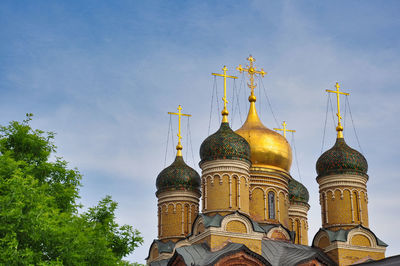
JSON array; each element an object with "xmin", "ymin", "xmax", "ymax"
[
  {"xmin": 157, "ymin": 190, "xmax": 201, "ymax": 204},
  {"xmin": 201, "ymin": 159, "xmax": 250, "ymax": 172},
  {"xmin": 318, "ymin": 174, "xmax": 367, "ymax": 188},
  {"xmin": 288, "ymin": 204, "xmax": 309, "ymax": 217},
  {"xmin": 324, "ymin": 241, "xmax": 386, "ymax": 253}
]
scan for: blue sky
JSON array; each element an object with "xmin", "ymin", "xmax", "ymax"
[{"xmin": 1, "ymin": 1, "xmax": 400, "ymax": 263}]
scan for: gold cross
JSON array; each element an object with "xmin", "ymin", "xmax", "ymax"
[
  {"xmin": 168, "ymin": 105, "xmax": 191, "ymax": 156},
  {"xmin": 326, "ymin": 82, "xmax": 349, "ymax": 138},
  {"xmin": 274, "ymin": 121, "xmax": 296, "ymax": 138},
  {"xmin": 212, "ymin": 66, "xmax": 237, "ymax": 123},
  {"xmin": 236, "ymin": 55, "xmax": 266, "ymax": 102}
]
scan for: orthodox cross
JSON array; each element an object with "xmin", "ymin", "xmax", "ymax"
[
  {"xmin": 274, "ymin": 121, "xmax": 296, "ymax": 138},
  {"xmin": 326, "ymin": 82, "xmax": 349, "ymax": 138},
  {"xmin": 236, "ymin": 55, "xmax": 266, "ymax": 102},
  {"xmin": 212, "ymin": 66, "xmax": 238, "ymax": 123},
  {"xmin": 168, "ymin": 105, "xmax": 191, "ymax": 156}
]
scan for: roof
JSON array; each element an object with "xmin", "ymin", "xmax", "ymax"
[
  {"xmin": 261, "ymin": 239, "xmax": 335, "ymax": 266},
  {"xmin": 168, "ymin": 242, "xmax": 269, "ymax": 266},
  {"xmin": 200, "ymin": 213, "xmax": 224, "ymax": 228},
  {"xmin": 355, "ymin": 254, "xmax": 400, "ymax": 265},
  {"xmin": 195, "ymin": 212, "xmax": 265, "ymax": 233},
  {"xmin": 155, "ymin": 240, "xmax": 175, "ymax": 253},
  {"xmin": 288, "ymin": 178, "xmax": 310, "ymax": 203},
  {"xmin": 259, "ymin": 223, "xmax": 295, "ymax": 239},
  {"xmin": 146, "ymin": 240, "xmax": 176, "ymax": 261},
  {"xmin": 149, "ymin": 259, "xmax": 169, "ymax": 266},
  {"xmin": 156, "ymin": 155, "xmax": 201, "ymax": 194},
  {"xmin": 153, "ymin": 240, "xmax": 335, "ymax": 266},
  {"xmin": 199, "ymin": 122, "xmax": 251, "ymax": 165},
  {"xmin": 316, "ymin": 137, "xmax": 368, "ymax": 178},
  {"xmin": 313, "ymin": 226, "xmax": 388, "ymax": 247}
]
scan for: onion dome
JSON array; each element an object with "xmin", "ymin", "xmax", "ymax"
[
  {"xmin": 200, "ymin": 122, "xmax": 251, "ymax": 165},
  {"xmin": 288, "ymin": 179, "xmax": 309, "ymax": 203},
  {"xmin": 316, "ymin": 138, "xmax": 368, "ymax": 178},
  {"xmin": 156, "ymin": 155, "xmax": 201, "ymax": 194},
  {"xmin": 235, "ymin": 101, "xmax": 292, "ymax": 172}
]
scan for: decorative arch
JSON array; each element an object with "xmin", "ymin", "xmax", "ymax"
[
  {"xmin": 213, "ymin": 250, "xmax": 268, "ymax": 266},
  {"xmin": 221, "ymin": 213, "xmax": 252, "ymax": 234},
  {"xmin": 204, "ymin": 174, "xmax": 213, "ymax": 183},
  {"xmin": 239, "ymin": 175, "xmax": 249, "ymax": 186},
  {"xmin": 347, "ymin": 227, "xmax": 377, "ymax": 248},
  {"xmin": 313, "ymin": 231, "xmax": 331, "ymax": 249},
  {"xmin": 351, "ymin": 234, "xmax": 371, "ymax": 247},
  {"xmin": 250, "ymin": 186, "xmax": 266, "ymax": 194},
  {"xmin": 191, "ymin": 216, "xmax": 205, "ymax": 236},
  {"xmin": 266, "ymin": 187, "xmax": 278, "ymax": 193},
  {"xmin": 226, "ymin": 220, "xmax": 247, "ymax": 234},
  {"xmin": 266, "ymin": 226, "xmax": 291, "ymax": 241}
]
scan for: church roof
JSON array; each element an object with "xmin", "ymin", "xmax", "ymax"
[
  {"xmin": 312, "ymin": 226, "xmax": 388, "ymax": 247},
  {"xmin": 194, "ymin": 212, "xmax": 265, "ymax": 233},
  {"xmin": 261, "ymin": 239, "xmax": 335, "ymax": 266},
  {"xmin": 153, "ymin": 240, "xmax": 175, "ymax": 254},
  {"xmin": 150, "ymin": 240, "xmax": 335, "ymax": 266},
  {"xmin": 199, "ymin": 122, "xmax": 251, "ymax": 165},
  {"xmin": 288, "ymin": 178, "xmax": 309, "ymax": 204},
  {"xmin": 156, "ymin": 155, "xmax": 201, "ymax": 194},
  {"xmin": 316, "ymin": 137, "xmax": 368, "ymax": 178},
  {"xmin": 168, "ymin": 242, "xmax": 269, "ymax": 266},
  {"xmin": 356, "ymin": 254, "xmax": 400, "ymax": 265}
]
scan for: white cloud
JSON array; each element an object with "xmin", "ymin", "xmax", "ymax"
[{"xmin": 1, "ymin": 1, "xmax": 399, "ymax": 263}]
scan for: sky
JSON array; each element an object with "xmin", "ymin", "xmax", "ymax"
[{"xmin": 1, "ymin": 1, "xmax": 400, "ymax": 264}]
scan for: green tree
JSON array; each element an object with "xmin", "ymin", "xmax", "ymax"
[{"xmin": 0, "ymin": 114, "xmax": 143, "ymax": 265}]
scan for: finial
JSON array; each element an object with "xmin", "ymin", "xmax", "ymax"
[
  {"xmin": 212, "ymin": 66, "xmax": 238, "ymax": 123},
  {"xmin": 168, "ymin": 105, "xmax": 191, "ymax": 156},
  {"xmin": 274, "ymin": 121, "xmax": 296, "ymax": 138},
  {"xmin": 236, "ymin": 55, "xmax": 266, "ymax": 102},
  {"xmin": 326, "ymin": 82, "xmax": 349, "ymax": 138}
]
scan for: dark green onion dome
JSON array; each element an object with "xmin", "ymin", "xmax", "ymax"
[
  {"xmin": 316, "ymin": 138, "xmax": 368, "ymax": 178},
  {"xmin": 199, "ymin": 122, "xmax": 251, "ymax": 165},
  {"xmin": 156, "ymin": 156, "xmax": 201, "ymax": 194},
  {"xmin": 288, "ymin": 179, "xmax": 309, "ymax": 204}
]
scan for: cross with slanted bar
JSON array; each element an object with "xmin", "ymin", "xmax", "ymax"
[
  {"xmin": 212, "ymin": 66, "xmax": 237, "ymax": 123},
  {"xmin": 168, "ymin": 105, "xmax": 191, "ymax": 156},
  {"xmin": 236, "ymin": 55, "xmax": 266, "ymax": 102},
  {"xmin": 274, "ymin": 121, "xmax": 296, "ymax": 138},
  {"xmin": 326, "ymin": 82, "xmax": 349, "ymax": 138}
]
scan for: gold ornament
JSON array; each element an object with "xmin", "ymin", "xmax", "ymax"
[{"xmin": 168, "ymin": 105, "xmax": 191, "ymax": 156}]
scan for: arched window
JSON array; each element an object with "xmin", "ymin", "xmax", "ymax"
[{"xmin": 268, "ymin": 191, "xmax": 275, "ymax": 219}]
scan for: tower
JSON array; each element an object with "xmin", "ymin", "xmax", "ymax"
[
  {"xmin": 288, "ymin": 178, "xmax": 310, "ymax": 245},
  {"xmin": 235, "ymin": 56, "xmax": 293, "ymax": 229},
  {"xmin": 155, "ymin": 106, "xmax": 201, "ymax": 243},
  {"xmin": 199, "ymin": 66, "xmax": 251, "ymax": 216},
  {"xmin": 312, "ymin": 83, "xmax": 387, "ymax": 265},
  {"xmin": 272, "ymin": 121, "xmax": 310, "ymax": 245}
]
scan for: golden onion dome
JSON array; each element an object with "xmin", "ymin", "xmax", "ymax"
[{"xmin": 235, "ymin": 100, "xmax": 292, "ymax": 172}]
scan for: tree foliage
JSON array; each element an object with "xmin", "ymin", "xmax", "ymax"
[{"xmin": 0, "ymin": 114, "xmax": 143, "ymax": 265}]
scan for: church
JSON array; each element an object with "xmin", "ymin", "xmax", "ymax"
[{"xmin": 146, "ymin": 56, "xmax": 389, "ymax": 266}]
